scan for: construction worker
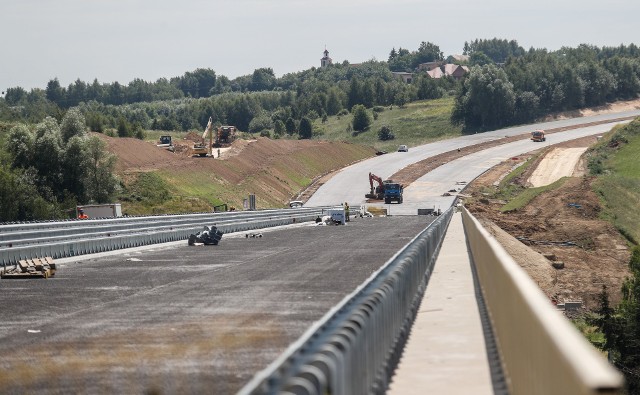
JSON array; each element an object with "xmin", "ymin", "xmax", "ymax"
[
  {"xmin": 344, "ymin": 202, "xmax": 350, "ymax": 222},
  {"xmin": 77, "ymin": 209, "xmax": 88, "ymax": 219}
]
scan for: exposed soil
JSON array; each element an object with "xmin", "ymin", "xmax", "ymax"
[
  {"xmin": 98, "ymin": 133, "xmax": 376, "ymax": 208},
  {"xmin": 463, "ymin": 136, "xmax": 632, "ymax": 311}
]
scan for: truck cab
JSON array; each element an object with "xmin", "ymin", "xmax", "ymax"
[{"xmin": 384, "ymin": 182, "xmax": 403, "ymax": 204}]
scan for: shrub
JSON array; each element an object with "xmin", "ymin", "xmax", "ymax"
[{"xmin": 378, "ymin": 126, "xmax": 395, "ymax": 141}]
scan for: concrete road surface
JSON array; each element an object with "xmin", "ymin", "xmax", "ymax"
[
  {"xmin": 0, "ymin": 216, "xmax": 434, "ymax": 394},
  {"xmin": 307, "ymin": 117, "xmax": 637, "ymax": 215}
]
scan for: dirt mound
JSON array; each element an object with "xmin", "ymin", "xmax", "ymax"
[
  {"xmin": 465, "ymin": 139, "xmax": 631, "ymax": 311},
  {"xmin": 97, "ymin": 133, "xmax": 375, "ymax": 207}
]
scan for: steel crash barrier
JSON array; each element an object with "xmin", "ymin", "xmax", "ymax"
[
  {"xmin": 0, "ymin": 209, "xmax": 332, "ymax": 266},
  {"xmin": 460, "ymin": 207, "xmax": 624, "ymax": 395},
  {"xmin": 0, "ymin": 207, "xmax": 329, "ymax": 243},
  {"xmin": 238, "ymin": 207, "xmax": 454, "ymax": 395}
]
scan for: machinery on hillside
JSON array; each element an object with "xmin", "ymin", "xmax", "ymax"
[
  {"xmin": 365, "ymin": 172, "xmax": 404, "ymax": 204},
  {"xmin": 192, "ymin": 118, "xmax": 237, "ymax": 157},
  {"xmin": 214, "ymin": 125, "xmax": 237, "ymax": 147},
  {"xmin": 192, "ymin": 118, "xmax": 215, "ymax": 157},
  {"xmin": 531, "ymin": 129, "xmax": 546, "ymax": 142},
  {"xmin": 157, "ymin": 135, "xmax": 175, "ymax": 152}
]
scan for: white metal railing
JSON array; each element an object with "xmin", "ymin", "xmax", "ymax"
[
  {"xmin": 461, "ymin": 206, "xmax": 623, "ymax": 395},
  {"xmin": 238, "ymin": 208, "xmax": 454, "ymax": 395}
]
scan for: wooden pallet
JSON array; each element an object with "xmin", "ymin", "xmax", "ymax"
[{"xmin": 1, "ymin": 257, "xmax": 56, "ymax": 279}]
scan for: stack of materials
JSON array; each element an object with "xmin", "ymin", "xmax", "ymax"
[{"xmin": 1, "ymin": 257, "xmax": 57, "ymax": 279}]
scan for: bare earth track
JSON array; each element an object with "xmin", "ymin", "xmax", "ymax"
[{"xmin": 464, "ymin": 137, "xmax": 631, "ymax": 310}]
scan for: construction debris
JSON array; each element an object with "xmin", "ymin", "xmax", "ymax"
[
  {"xmin": 1, "ymin": 257, "xmax": 56, "ymax": 279},
  {"xmin": 245, "ymin": 233, "xmax": 263, "ymax": 238},
  {"xmin": 188, "ymin": 226, "xmax": 223, "ymax": 246}
]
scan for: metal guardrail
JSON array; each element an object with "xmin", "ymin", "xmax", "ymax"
[
  {"xmin": 461, "ymin": 207, "xmax": 624, "ymax": 395},
  {"xmin": 238, "ymin": 207, "xmax": 454, "ymax": 395},
  {"xmin": 0, "ymin": 208, "xmax": 332, "ymax": 266},
  {"xmin": 0, "ymin": 208, "xmax": 326, "ymax": 242}
]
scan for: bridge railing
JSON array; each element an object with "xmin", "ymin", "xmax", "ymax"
[
  {"xmin": 238, "ymin": 207, "xmax": 454, "ymax": 395},
  {"xmin": 461, "ymin": 207, "xmax": 624, "ymax": 395}
]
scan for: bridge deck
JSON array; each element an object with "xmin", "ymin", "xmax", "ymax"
[{"xmin": 388, "ymin": 211, "xmax": 498, "ymax": 394}]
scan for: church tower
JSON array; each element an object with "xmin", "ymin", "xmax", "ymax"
[{"xmin": 321, "ymin": 48, "xmax": 333, "ymax": 68}]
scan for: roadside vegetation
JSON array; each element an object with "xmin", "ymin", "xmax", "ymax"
[{"xmin": 582, "ymin": 119, "xmax": 640, "ymax": 391}]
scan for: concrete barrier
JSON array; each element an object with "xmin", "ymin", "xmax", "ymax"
[{"xmin": 461, "ymin": 207, "xmax": 623, "ymax": 395}]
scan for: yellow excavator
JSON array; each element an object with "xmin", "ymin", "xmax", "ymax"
[{"xmin": 192, "ymin": 117, "xmax": 215, "ymax": 157}]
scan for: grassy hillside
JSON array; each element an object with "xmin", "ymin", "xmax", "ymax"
[
  {"xmin": 590, "ymin": 119, "xmax": 640, "ymax": 244},
  {"xmin": 313, "ymin": 98, "xmax": 462, "ymax": 151}
]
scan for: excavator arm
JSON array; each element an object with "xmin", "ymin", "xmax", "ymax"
[{"xmin": 366, "ymin": 172, "xmax": 385, "ymax": 199}]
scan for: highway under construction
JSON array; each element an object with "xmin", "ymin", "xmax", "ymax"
[{"xmin": 0, "ymin": 216, "xmax": 435, "ymax": 394}]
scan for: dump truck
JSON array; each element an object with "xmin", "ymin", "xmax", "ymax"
[
  {"xmin": 531, "ymin": 129, "xmax": 546, "ymax": 142},
  {"xmin": 384, "ymin": 182, "xmax": 403, "ymax": 204},
  {"xmin": 365, "ymin": 172, "xmax": 403, "ymax": 204}
]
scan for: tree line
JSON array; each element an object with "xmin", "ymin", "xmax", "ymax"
[
  {"xmin": 452, "ymin": 43, "xmax": 640, "ymax": 130},
  {"xmin": 0, "ymin": 110, "xmax": 119, "ymax": 222}
]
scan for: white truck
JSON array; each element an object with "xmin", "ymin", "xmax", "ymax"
[{"xmin": 76, "ymin": 204, "xmax": 122, "ymax": 218}]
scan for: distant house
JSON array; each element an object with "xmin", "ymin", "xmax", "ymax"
[
  {"xmin": 417, "ymin": 61, "xmax": 442, "ymax": 72},
  {"xmin": 424, "ymin": 63, "xmax": 469, "ymax": 80},
  {"xmin": 426, "ymin": 67, "xmax": 444, "ymax": 79},
  {"xmin": 448, "ymin": 54, "xmax": 470, "ymax": 63},
  {"xmin": 392, "ymin": 72, "xmax": 414, "ymax": 83}
]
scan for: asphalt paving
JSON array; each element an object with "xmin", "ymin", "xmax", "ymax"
[{"xmin": 0, "ymin": 215, "xmax": 435, "ymax": 394}]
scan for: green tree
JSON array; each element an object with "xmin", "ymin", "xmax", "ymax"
[
  {"xmin": 351, "ymin": 104, "xmax": 372, "ymax": 132},
  {"xmin": 45, "ymin": 78, "xmax": 64, "ymax": 106},
  {"xmin": 84, "ymin": 136, "xmax": 119, "ymax": 203},
  {"xmin": 298, "ymin": 117, "xmax": 313, "ymax": 139},
  {"xmin": 6, "ymin": 124, "xmax": 34, "ymax": 168},
  {"xmin": 452, "ymin": 64, "xmax": 516, "ymax": 130},
  {"xmin": 62, "ymin": 135, "xmax": 89, "ymax": 201},
  {"xmin": 273, "ymin": 119, "xmax": 285, "ymax": 136},
  {"xmin": 60, "ymin": 107, "xmax": 87, "ymax": 142},
  {"xmin": 250, "ymin": 68, "xmax": 276, "ymax": 91},
  {"xmin": 285, "ymin": 117, "xmax": 296, "ymax": 135}
]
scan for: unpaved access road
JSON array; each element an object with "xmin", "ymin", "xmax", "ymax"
[
  {"xmin": 0, "ymin": 216, "xmax": 434, "ymax": 394},
  {"xmin": 527, "ymin": 146, "xmax": 589, "ymax": 187}
]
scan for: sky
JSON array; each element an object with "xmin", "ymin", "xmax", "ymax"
[{"xmin": 1, "ymin": 0, "xmax": 639, "ymax": 92}]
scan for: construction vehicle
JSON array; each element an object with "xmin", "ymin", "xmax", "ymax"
[
  {"xmin": 193, "ymin": 119, "xmax": 237, "ymax": 156},
  {"xmin": 157, "ymin": 135, "xmax": 175, "ymax": 152},
  {"xmin": 384, "ymin": 182, "xmax": 403, "ymax": 204},
  {"xmin": 1, "ymin": 257, "xmax": 56, "ymax": 279},
  {"xmin": 214, "ymin": 125, "xmax": 237, "ymax": 147},
  {"xmin": 365, "ymin": 172, "xmax": 404, "ymax": 204},
  {"xmin": 192, "ymin": 117, "xmax": 215, "ymax": 157},
  {"xmin": 531, "ymin": 129, "xmax": 546, "ymax": 142}
]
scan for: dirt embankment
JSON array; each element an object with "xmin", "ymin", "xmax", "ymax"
[
  {"xmin": 464, "ymin": 137, "xmax": 631, "ymax": 311},
  {"xmin": 98, "ymin": 134, "xmax": 376, "ymax": 208}
]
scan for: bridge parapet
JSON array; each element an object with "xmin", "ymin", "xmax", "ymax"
[{"xmin": 461, "ymin": 207, "xmax": 623, "ymax": 395}]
